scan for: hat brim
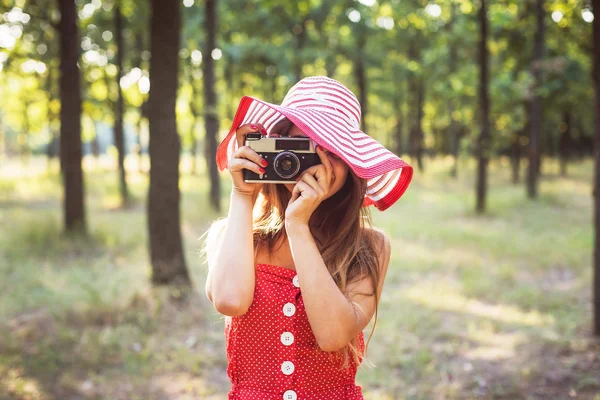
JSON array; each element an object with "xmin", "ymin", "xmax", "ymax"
[{"xmin": 216, "ymin": 96, "xmax": 413, "ymax": 211}]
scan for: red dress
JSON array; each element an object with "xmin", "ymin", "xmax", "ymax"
[{"xmin": 224, "ymin": 263, "xmax": 365, "ymax": 400}]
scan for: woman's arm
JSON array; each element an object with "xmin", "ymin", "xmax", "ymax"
[
  {"xmin": 205, "ymin": 191, "xmax": 258, "ymax": 316},
  {"xmin": 286, "ymin": 222, "xmax": 391, "ymax": 352}
]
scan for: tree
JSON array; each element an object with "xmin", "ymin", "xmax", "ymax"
[
  {"xmin": 476, "ymin": 0, "xmax": 490, "ymax": 213},
  {"xmin": 147, "ymin": 0, "xmax": 191, "ymax": 287},
  {"xmin": 203, "ymin": 0, "xmax": 221, "ymax": 212},
  {"xmin": 527, "ymin": 0, "xmax": 545, "ymax": 199},
  {"xmin": 58, "ymin": 0, "xmax": 86, "ymax": 234},
  {"xmin": 592, "ymin": 0, "xmax": 600, "ymax": 337},
  {"xmin": 113, "ymin": 3, "xmax": 129, "ymax": 205}
]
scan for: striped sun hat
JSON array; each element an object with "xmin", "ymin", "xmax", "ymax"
[{"xmin": 215, "ymin": 76, "xmax": 413, "ymax": 211}]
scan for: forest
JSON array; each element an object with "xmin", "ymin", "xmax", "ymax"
[{"xmin": 0, "ymin": 0, "xmax": 599, "ymax": 398}]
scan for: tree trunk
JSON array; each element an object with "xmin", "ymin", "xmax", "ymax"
[
  {"xmin": 293, "ymin": 19, "xmax": 307, "ymax": 83},
  {"xmin": 511, "ymin": 130, "xmax": 521, "ymax": 184},
  {"xmin": 354, "ymin": 56, "xmax": 367, "ymax": 133},
  {"xmin": 393, "ymin": 77, "xmax": 403, "ymax": 156},
  {"xmin": 223, "ymin": 31, "xmax": 237, "ymax": 118},
  {"xmin": 21, "ymin": 100, "xmax": 31, "ymax": 166},
  {"xmin": 203, "ymin": 0, "xmax": 221, "ymax": 212},
  {"xmin": 148, "ymin": 0, "xmax": 190, "ymax": 287},
  {"xmin": 591, "ymin": 0, "xmax": 600, "ymax": 337},
  {"xmin": 91, "ymin": 122, "xmax": 100, "ymax": 170},
  {"xmin": 416, "ymin": 79, "xmax": 425, "ymax": 172},
  {"xmin": 449, "ymin": 2, "xmax": 459, "ymax": 178},
  {"xmin": 44, "ymin": 65, "xmax": 58, "ymax": 171},
  {"xmin": 114, "ymin": 4, "xmax": 129, "ymax": 205},
  {"xmin": 528, "ymin": 0, "xmax": 545, "ymax": 199},
  {"xmin": 58, "ymin": 0, "xmax": 86, "ymax": 234},
  {"xmin": 476, "ymin": 0, "xmax": 490, "ymax": 214},
  {"xmin": 136, "ymin": 117, "xmax": 144, "ymax": 173},
  {"xmin": 189, "ymin": 77, "xmax": 199, "ymax": 176},
  {"xmin": 559, "ymin": 111, "xmax": 571, "ymax": 177},
  {"xmin": 135, "ymin": 31, "xmax": 146, "ymax": 174},
  {"xmin": 408, "ymin": 41, "xmax": 424, "ymax": 172}
]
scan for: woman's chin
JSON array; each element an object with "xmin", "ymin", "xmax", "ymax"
[{"xmin": 284, "ymin": 183, "xmax": 295, "ymax": 192}]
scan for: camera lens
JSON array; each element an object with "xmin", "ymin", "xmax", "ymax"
[{"xmin": 273, "ymin": 151, "xmax": 300, "ymax": 179}]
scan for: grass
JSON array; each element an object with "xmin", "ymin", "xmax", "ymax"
[{"xmin": 0, "ymin": 154, "xmax": 599, "ymax": 400}]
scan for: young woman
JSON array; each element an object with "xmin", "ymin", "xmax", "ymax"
[{"xmin": 203, "ymin": 76, "xmax": 413, "ymax": 400}]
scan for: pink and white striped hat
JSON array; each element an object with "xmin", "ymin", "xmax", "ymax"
[{"xmin": 216, "ymin": 76, "xmax": 413, "ymax": 211}]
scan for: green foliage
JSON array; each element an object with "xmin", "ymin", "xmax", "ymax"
[{"xmin": 0, "ymin": 0, "xmax": 594, "ymax": 160}]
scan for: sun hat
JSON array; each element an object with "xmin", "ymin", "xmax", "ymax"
[{"xmin": 215, "ymin": 76, "xmax": 413, "ymax": 211}]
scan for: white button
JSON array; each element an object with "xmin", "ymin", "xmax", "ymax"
[
  {"xmin": 283, "ymin": 389, "xmax": 297, "ymax": 400},
  {"xmin": 281, "ymin": 332, "xmax": 294, "ymax": 346},
  {"xmin": 281, "ymin": 361, "xmax": 295, "ymax": 375},
  {"xmin": 292, "ymin": 275, "xmax": 300, "ymax": 288},
  {"xmin": 283, "ymin": 302, "xmax": 296, "ymax": 317}
]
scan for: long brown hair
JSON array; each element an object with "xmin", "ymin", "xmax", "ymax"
[{"xmin": 251, "ymin": 167, "xmax": 383, "ymax": 369}]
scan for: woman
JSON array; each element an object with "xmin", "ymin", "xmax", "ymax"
[{"xmin": 203, "ymin": 76, "xmax": 413, "ymax": 399}]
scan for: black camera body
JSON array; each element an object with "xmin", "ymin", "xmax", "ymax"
[{"xmin": 243, "ymin": 133, "xmax": 321, "ymax": 183}]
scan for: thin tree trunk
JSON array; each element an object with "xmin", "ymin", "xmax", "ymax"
[
  {"xmin": 189, "ymin": 78, "xmax": 199, "ymax": 176},
  {"xmin": 511, "ymin": 130, "xmax": 521, "ymax": 184},
  {"xmin": 203, "ymin": 0, "xmax": 221, "ymax": 212},
  {"xmin": 393, "ymin": 77, "xmax": 403, "ymax": 156},
  {"xmin": 44, "ymin": 65, "xmax": 58, "ymax": 170},
  {"xmin": 136, "ymin": 116, "xmax": 144, "ymax": 173},
  {"xmin": 354, "ymin": 57, "xmax": 367, "ymax": 133},
  {"xmin": 559, "ymin": 111, "xmax": 571, "ymax": 177},
  {"xmin": 58, "ymin": 0, "xmax": 86, "ymax": 234},
  {"xmin": 148, "ymin": 0, "xmax": 190, "ymax": 287},
  {"xmin": 476, "ymin": 0, "xmax": 490, "ymax": 214},
  {"xmin": 591, "ymin": 0, "xmax": 600, "ymax": 337},
  {"xmin": 408, "ymin": 40, "xmax": 424, "ymax": 172},
  {"xmin": 408, "ymin": 72, "xmax": 418, "ymax": 163},
  {"xmin": 416, "ymin": 79, "xmax": 425, "ymax": 172},
  {"xmin": 528, "ymin": 0, "xmax": 545, "ymax": 199},
  {"xmin": 354, "ymin": 57, "xmax": 367, "ymax": 132},
  {"xmin": 135, "ymin": 31, "xmax": 145, "ymax": 174},
  {"xmin": 114, "ymin": 4, "xmax": 129, "ymax": 205},
  {"xmin": 293, "ymin": 19, "xmax": 307, "ymax": 83},
  {"xmin": 449, "ymin": 2, "xmax": 459, "ymax": 178},
  {"xmin": 91, "ymin": 121, "xmax": 100, "ymax": 171},
  {"xmin": 325, "ymin": 52, "xmax": 337, "ymax": 78},
  {"xmin": 21, "ymin": 100, "xmax": 31, "ymax": 166}
]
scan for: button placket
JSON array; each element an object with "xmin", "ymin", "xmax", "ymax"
[{"xmin": 281, "ymin": 281, "xmax": 298, "ymax": 397}]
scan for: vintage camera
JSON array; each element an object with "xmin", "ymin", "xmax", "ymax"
[{"xmin": 243, "ymin": 132, "xmax": 321, "ymax": 183}]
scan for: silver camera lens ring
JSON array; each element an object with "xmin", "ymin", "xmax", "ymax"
[{"xmin": 273, "ymin": 151, "xmax": 301, "ymax": 179}]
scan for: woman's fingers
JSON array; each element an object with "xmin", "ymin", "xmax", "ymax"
[
  {"xmin": 291, "ymin": 180, "xmax": 318, "ymax": 202},
  {"xmin": 300, "ymin": 164, "xmax": 330, "ymax": 194},
  {"xmin": 231, "ymin": 123, "xmax": 268, "ymax": 172},
  {"xmin": 235, "ymin": 123, "xmax": 265, "ymax": 148},
  {"xmin": 229, "ymin": 157, "xmax": 265, "ymax": 175},
  {"xmin": 315, "ymin": 145, "xmax": 333, "ymax": 185},
  {"xmin": 299, "ymin": 170, "xmax": 326, "ymax": 197},
  {"xmin": 290, "ymin": 180, "xmax": 304, "ymax": 203},
  {"xmin": 232, "ymin": 145, "xmax": 268, "ymax": 169}
]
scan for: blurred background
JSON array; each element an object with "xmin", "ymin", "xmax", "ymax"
[{"xmin": 1, "ymin": 0, "xmax": 599, "ymax": 399}]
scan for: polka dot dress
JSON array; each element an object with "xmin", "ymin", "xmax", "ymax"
[{"xmin": 224, "ymin": 263, "xmax": 366, "ymax": 400}]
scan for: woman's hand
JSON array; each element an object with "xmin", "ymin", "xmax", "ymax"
[
  {"xmin": 284, "ymin": 145, "xmax": 334, "ymax": 226},
  {"xmin": 228, "ymin": 123, "xmax": 268, "ymax": 200}
]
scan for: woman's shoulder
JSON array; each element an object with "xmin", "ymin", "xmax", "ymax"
[
  {"xmin": 361, "ymin": 226, "xmax": 391, "ymax": 264},
  {"xmin": 362, "ymin": 226, "xmax": 390, "ymax": 246}
]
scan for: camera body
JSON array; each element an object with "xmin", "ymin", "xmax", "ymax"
[{"xmin": 243, "ymin": 133, "xmax": 321, "ymax": 183}]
